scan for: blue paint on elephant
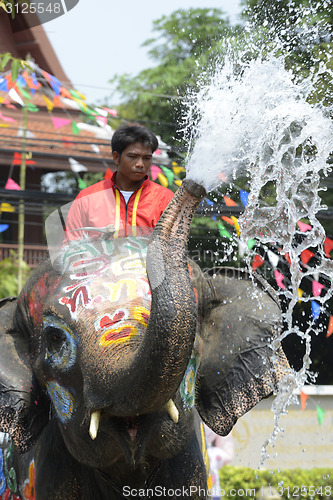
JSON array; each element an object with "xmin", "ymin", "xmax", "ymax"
[
  {"xmin": 43, "ymin": 316, "xmax": 78, "ymax": 370},
  {"xmin": 0, "ymin": 448, "xmax": 6, "ymax": 495},
  {"xmin": 46, "ymin": 381, "xmax": 75, "ymax": 423},
  {"xmin": 180, "ymin": 343, "xmax": 201, "ymax": 410}
]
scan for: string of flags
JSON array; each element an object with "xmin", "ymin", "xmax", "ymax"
[{"xmin": 300, "ymin": 390, "xmax": 326, "ymax": 426}]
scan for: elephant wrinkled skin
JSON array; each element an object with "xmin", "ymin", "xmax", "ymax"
[{"xmin": 0, "ymin": 180, "xmax": 289, "ymax": 499}]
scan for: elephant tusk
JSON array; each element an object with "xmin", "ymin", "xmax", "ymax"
[
  {"xmin": 165, "ymin": 399, "xmax": 179, "ymax": 423},
  {"xmin": 89, "ymin": 410, "xmax": 101, "ymax": 440}
]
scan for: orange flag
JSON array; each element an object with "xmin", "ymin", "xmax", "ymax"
[
  {"xmin": 300, "ymin": 249, "xmax": 314, "ymax": 265},
  {"xmin": 300, "ymin": 390, "xmax": 309, "ymax": 410},
  {"xmin": 326, "ymin": 316, "xmax": 333, "ymax": 338},
  {"xmin": 224, "ymin": 196, "xmax": 237, "ymax": 206}
]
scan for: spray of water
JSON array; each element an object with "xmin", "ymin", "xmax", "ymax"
[{"xmin": 183, "ymin": 6, "xmax": 333, "ymax": 466}]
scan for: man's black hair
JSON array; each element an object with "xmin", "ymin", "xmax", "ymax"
[{"xmin": 111, "ymin": 124, "xmax": 159, "ymax": 155}]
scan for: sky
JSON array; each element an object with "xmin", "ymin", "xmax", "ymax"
[{"xmin": 44, "ymin": 0, "xmax": 243, "ymax": 106}]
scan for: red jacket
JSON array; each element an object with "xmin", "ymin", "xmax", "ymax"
[{"xmin": 65, "ymin": 172, "xmax": 174, "ymax": 239}]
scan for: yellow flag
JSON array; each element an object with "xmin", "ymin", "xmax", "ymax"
[
  {"xmin": 174, "ymin": 179, "xmax": 182, "ymax": 187},
  {"xmin": 43, "ymin": 95, "xmax": 54, "ymax": 112},
  {"xmin": 0, "ymin": 202, "xmax": 15, "ymax": 213},
  {"xmin": 172, "ymin": 166, "xmax": 185, "ymax": 176},
  {"xmin": 157, "ymin": 173, "xmax": 169, "ymax": 188},
  {"xmin": 231, "ymin": 216, "xmax": 241, "ymax": 237}
]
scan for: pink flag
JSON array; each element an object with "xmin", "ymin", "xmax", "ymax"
[
  {"xmin": 52, "ymin": 117, "xmax": 72, "ymax": 129},
  {"xmin": 5, "ymin": 178, "xmax": 21, "ymax": 190},
  {"xmin": 312, "ymin": 280, "xmax": 325, "ymax": 297},
  {"xmin": 150, "ymin": 164, "xmax": 161, "ymax": 181},
  {"xmin": 103, "ymin": 107, "xmax": 118, "ymax": 117},
  {"xmin": 297, "ymin": 221, "xmax": 312, "ymax": 232},
  {"xmin": 324, "ymin": 237, "xmax": 333, "ymax": 258},
  {"xmin": 0, "ymin": 111, "xmax": 16, "ymax": 123},
  {"xmin": 274, "ymin": 269, "xmax": 286, "ymax": 290}
]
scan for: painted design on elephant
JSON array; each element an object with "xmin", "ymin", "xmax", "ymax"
[
  {"xmin": 43, "ymin": 316, "xmax": 77, "ymax": 370},
  {"xmin": 98, "ymin": 306, "xmax": 150, "ymax": 347},
  {"xmin": 200, "ymin": 423, "xmax": 212, "ymax": 491},
  {"xmin": 0, "ymin": 442, "xmax": 19, "ymax": 500},
  {"xmin": 23, "ymin": 461, "xmax": 35, "ymax": 500},
  {"xmin": 110, "ymin": 254, "xmax": 147, "ymax": 278},
  {"xmin": 59, "ymin": 285, "xmax": 92, "ymax": 319},
  {"xmin": 28, "ymin": 274, "xmax": 62, "ymax": 327},
  {"xmin": 104, "ymin": 278, "xmax": 140, "ymax": 302},
  {"xmin": 60, "ymin": 241, "xmax": 100, "ymax": 271},
  {"xmin": 46, "ymin": 381, "xmax": 75, "ymax": 423},
  {"xmin": 180, "ymin": 343, "xmax": 200, "ymax": 410}
]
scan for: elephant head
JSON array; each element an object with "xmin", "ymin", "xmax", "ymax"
[{"xmin": 0, "ymin": 179, "xmax": 289, "ymax": 482}]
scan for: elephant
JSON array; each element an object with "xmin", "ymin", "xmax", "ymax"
[{"xmin": 0, "ymin": 180, "xmax": 289, "ymax": 499}]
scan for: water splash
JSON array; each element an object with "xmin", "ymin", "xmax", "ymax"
[{"xmin": 183, "ymin": 8, "xmax": 333, "ymax": 466}]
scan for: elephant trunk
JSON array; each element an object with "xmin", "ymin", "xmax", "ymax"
[{"xmin": 88, "ymin": 180, "xmax": 206, "ymax": 417}]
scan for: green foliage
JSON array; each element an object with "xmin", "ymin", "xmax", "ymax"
[
  {"xmin": 219, "ymin": 466, "xmax": 333, "ymax": 499},
  {"xmin": 0, "ymin": 52, "xmax": 33, "ymax": 82},
  {"xmin": 82, "ymin": 171, "xmax": 104, "ymax": 188},
  {"xmin": 0, "ymin": 251, "xmax": 31, "ymax": 298}
]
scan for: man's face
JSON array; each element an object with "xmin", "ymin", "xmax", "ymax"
[{"xmin": 112, "ymin": 142, "xmax": 153, "ymax": 190}]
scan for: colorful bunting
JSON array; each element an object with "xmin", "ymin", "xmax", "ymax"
[
  {"xmin": 0, "ymin": 111, "xmax": 16, "ymax": 123},
  {"xmin": 326, "ymin": 316, "xmax": 333, "ymax": 338},
  {"xmin": 8, "ymin": 88, "xmax": 24, "ymax": 106},
  {"xmin": 52, "ymin": 117, "xmax": 72, "ymax": 130},
  {"xmin": 77, "ymin": 178, "xmax": 87, "ymax": 190},
  {"xmin": 267, "ymin": 250, "xmax": 279, "ymax": 268},
  {"xmin": 221, "ymin": 216, "xmax": 234, "ymax": 226},
  {"xmin": 230, "ymin": 216, "xmax": 241, "ymax": 237},
  {"xmin": 102, "ymin": 107, "xmax": 118, "ymax": 117},
  {"xmin": 274, "ymin": 269, "xmax": 286, "ymax": 290},
  {"xmin": 217, "ymin": 221, "xmax": 231, "ymax": 239},
  {"xmin": 72, "ymin": 121, "xmax": 80, "ymax": 135},
  {"xmin": 300, "ymin": 390, "xmax": 309, "ymax": 410},
  {"xmin": 150, "ymin": 164, "xmax": 161, "ymax": 181},
  {"xmin": 224, "ymin": 196, "xmax": 237, "ymax": 206},
  {"xmin": 172, "ymin": 165, "xmax": 185, "ymax": 176},
  {"xmin": 252, "ymin": 254, "xmax": 264, "ymax": 271},
  {"xmin": 205, "ymin": 198, "xmax": 214, "ymax": 206},
  {"xmin": 240, "ymin": 189, "xmax": 249, "ymax": 207},
  {"xmin": 42, "ymin": 95, "xmax": 54, "ymax": 112},
  {"xmin": 300, "ymin": 249, "xmax": 315, "ymax": 265},
  {"xmin": 0, "ymin": 224, "xmax": 9, "ymax": 232},
  {"xmin": 316, "ymin": 405, "xmax": 325, "ymax": 425},
  {"xmin": 298, "ymin": 288, "xmax": 303, "ymax": 302},
  {"xmin": 68, "ymin": 157, "xmax": 88, "ymax": 173},
  {"xmin": 5, "ymin": 178, "xmax": 20, "ymax": 190},
  {"xmin": 174, "ymin": 179, "xmax": 182, "ymax": 187},
  {"xmin": 0, "ymin": 202, "xmax": 15, "ymax": 213},
  {"xmin": 247, "ymin": 239, "xmax": 256, "ymax": 250},
  {"xmin": 297, "ymin": 221, "xmax": 312, "ymax": 232},
  {"xmin": 324, "ymin": 237, "xmax": 333, "ymax": 258},
  {"xmin": 157, "ymin": 173, "xmax": 168, "ymax": 188},
  {"xmin": 12, "ymin": 152, "xmax": 36, "ymax": 166},
  {"xmin": 311, "ymin": 301, "xmax": 321, "ymax": 321},
  {"xmin": 312, "ymin": 280, "xmax": 325, "ymax": 297},
  {"xmin": 104, "ymin": 168, "xmax": 113, "ymax": 180}
]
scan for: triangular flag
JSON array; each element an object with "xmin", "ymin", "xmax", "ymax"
[
  {"xmin": 300, "ymin": 390, "xmax": 309, "ymax": 410},
  {"xmin": 154, "ymin": 148, "xmax": 161, "ymax": 156},
  {"xmin": 240, "ymin": 189, "xmax": 249, "ymax": 207},
  {"xmin": 78, "ymin": 178, "xmax": 87, "ymax": 190},
  {"xmin": 52, "ymin": 117, "xmax": 72, "ymax": 129},
  {"xmin": 0, "ymin": 78, "xmax": 9, "ymax": 92},
  {"xmin": 72, "ymin": 121, "xmax": 80, "ymax": 135},
  {"xmin": 221, "ymin": 216, "xmax": 234, "ymax": 226},
  {"xmin": 8, "ymin": 88, "xmax": 24, "ymax": 106},
  {"xmin": 0, "ymin": 111, "xmax": 16, "ymax": 123},
  {"xmin": 174, "ymin": 179, "xmax": 182, "ymax": 187},
  {"xmin": 157, "ymin": 173, "xmax": 168, "ymax": 188},
  {"xmin": 247, "ymin": 239, "xmax": 256, "ymax": 250},
  {"xmin": 298, "ymin": 288, "xmax": 304, "ymax": 303},
  {"xmin": 301, "ymin": 249, "xmax": 315, "ymax": 265},
  {"xmin": 267, "ymin": 250, "xmax": 280, "ymax": 268},
  {"xmin": 217, "ymin": 222, "xmax": 231, "ymax": 239},
  {"xmin": 205, "ymin": 198, "xmax": 214, "ymax": 206},
  {"xmin": 326, "ymin": 316, "xmax": 333, "ymax": 338},
  {"xmin": 0, "ymin": 224, "xmax": 9, "ymax": 233},
  {"xmin": 96, "ymin": 116, "xmax": 108, "ymax": 127},
  {"xmin": 252, "ymin": 254, "xmax": 264, "ymax": 271},
  {"xmin": 312, "ymin": 280, "xmax": 325, "ymax": 297},
  {"xmin": 230, "ymin": 216, "xmax": 241, "ymax": 237},
  {"xmin": 150, "ymin": 164, "xmax": 161, "ymax": 181},
  {"xmin": 161, "ymin": 166, "xmax": 175, "ymax": 185},
  {"xmin": 224, "ymin": 196, "xmax": 237, "ymax": 206},
  {"xmin": 43, "ymin": 95, "xmax": 54, "ymax": 112},
  {"xmin": 324, "ymin": 237, "xmax": 333, "ymax": 258},
  {"xmin": 311, "ymin": 301, "xmax": 321, "ymax": 321},
  {"xmin": 316, "ymin": 405, "xmax": 325, "ymax": 425},
  {"xmin": 104, "ymin": 168, "xmax": 113, "ymax": 180},
  {"xmin": 25, "ymin": 103, "xmax": 39, "ymax": 112},
  {"xmin": 103, "ymin": 107, "xmax": 118, "ymax": 117},
  {"xmin": 0, "ymin": 202, "xmax": 15, "ymax": 213},
  {"xmin": 274, "ymin": 269, "xmax": 286, "ymax": 290},
  {"xmin": 68, "ymin": 157, "xmax": 88, "ymax": 173},
  {"xmin": 5, "ymin": 178, "xmax": 21, "ymax": 190},
  {"xmin": 297, "ymin": 221, "xmax": 312, "ymax": 232},
  {"xmin": 172, "ymin": 166, "xmax": 185, "ymax": 176}
]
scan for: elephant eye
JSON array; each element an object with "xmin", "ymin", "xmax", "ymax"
[{"xmin": 46, "ymin": 328, "xmax": 66, "ymax": 352}]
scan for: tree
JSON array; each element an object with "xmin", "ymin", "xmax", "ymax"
[{"xmin": 109, "ymin": 8, "xmax": 237, "ymax": 145}]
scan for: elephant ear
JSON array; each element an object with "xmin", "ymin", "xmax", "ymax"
[
  {"xmin": 195, "ymin": 267, "xmax": 290, "ymax": 436},
  {"xmin": 0, "ymin": 297, "xmax": 49, "ymax": 452}
]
